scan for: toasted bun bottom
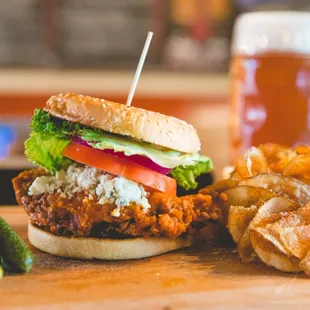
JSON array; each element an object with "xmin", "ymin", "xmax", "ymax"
[{"xmin": 28, "ymin": 222, "xmax": 192, "ymax": 260}]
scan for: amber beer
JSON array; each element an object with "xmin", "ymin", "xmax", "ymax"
[{"xmin": 230, "ymin": 12, "xmax": 310, "ymax": 163}]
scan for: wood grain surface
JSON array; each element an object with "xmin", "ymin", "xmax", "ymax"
[{"xmin": 0, "ymin": 207, "xmax": 308, "ymax": 310}]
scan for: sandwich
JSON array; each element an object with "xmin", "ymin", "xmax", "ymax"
[{"xmin": 13, "ymin": 93, "xmax": 220, "ymax": 260}]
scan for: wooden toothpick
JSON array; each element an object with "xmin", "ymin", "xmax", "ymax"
[{"xmin": 126, "ymin": 31, "xmax": 153, "ymax": 106}]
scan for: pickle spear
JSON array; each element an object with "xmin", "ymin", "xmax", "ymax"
[{"xmin": 0, "ymin": 217, "xmax": 33, "ymax": 273}]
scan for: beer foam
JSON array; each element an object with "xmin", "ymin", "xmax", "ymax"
[{"xmin": 232, "ymin": 12, "xmax": 310, "ymax": 56}]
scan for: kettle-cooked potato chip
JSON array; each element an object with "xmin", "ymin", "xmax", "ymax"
[
  {"xmin": 231, "ymin": 147, "xmax": 268, "ymax": 180},
  {"xmin": 237, "ymin": 197, "xmax": 298, "ymax": 263},
  {"xmin": 254, "ymin": 205, "xmax": 310, "ymax": 260},
  {"xmin": 294, "ymin": 145, "xmax": 310, "ymax": 156},
  {"xmin": 224, "ymin": 186, "xmax": 275, "ymax": 241},
  {"xmin": 250, "ymin": 230, "xmax": 301, "ymax": 273},
  {"xmin": 299, "ymin": 251, "xmax": 310, "ymax": 275},
  {"xmin": 224, "ymin": 186, "xmax": 275, "ymax": 208},
  {"xmin": 259, "ymin": 143, "xmax": 297, "ymax": 173},
  {"xmin": 238, "ymin": 173, "xmax": 310, "ymax": 205},
  {"xmin": 228, "ymin": 205, "xmax": 258, "ymax": 243},
  {"xmin": 283, "ymin": 155, "xmax": 310, "ymax": 184}
]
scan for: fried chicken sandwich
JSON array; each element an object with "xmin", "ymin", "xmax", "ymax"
[{"xmin": 13, "ymin": 93, "xmax": 219, "ymax": 260}]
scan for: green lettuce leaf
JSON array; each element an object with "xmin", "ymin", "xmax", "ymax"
[
  {"xmin": 25, "ymin": 132, "xmax": 71, "ymax": 173},
  {"xmin": 31, "ymin": 109, "xmax": 92, "ymax": 138},
  {"xmin": 171, "ymin": 156, "xmax": 213, "ymax": 190}
]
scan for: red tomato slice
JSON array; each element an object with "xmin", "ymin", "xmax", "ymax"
[{"xmin": 62, "ymin": 143, "xmax": 177, "ymax": 195}]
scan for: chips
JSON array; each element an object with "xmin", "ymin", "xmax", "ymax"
[
  {"xmin": 238, "ymin": 173, "xmax": 310, "ymax": 205},
  {"xmin": 203, "ymin": 184, "xmax": 274, "ymax": 223},
  {"xmin": 237, "ymin": 197, "xmax": 298, "ymax": 263},
  {"xmin": 230, "ymin": 147, "xmax": 268, "ymax": 180},
  {"xmin": 228, "ymin": 205, "xmax": 257, "ymax": 243},
  {"xmin": 258, "ymin": 143, "xmax": 297, "ymax": 173},
  {"xmin": 283, "ymin": 155, "xmax": 310, "ymax": 184},
  {"xmin": 224, "ymin": 186, "xmax": 275, "ymax": 208},
  {"xmin": 248, "ymin": 205, "xmax": 310, "ymax": 273},
  {"xmin": 249, "ymin": 230, "xmax": 301, "ymax": 273},
  {"xmin": 225, "ymin": 186, "xmax": 274, "ymax": 242},
  {"xmin": 294, "ymin": 145, "xmax": 310, "ymax": 156},
  {"xmin": 205, "ymin": 143, "xmax": 310, "ymax": 275},
  {"xmin": 299, "ymin": 251, "xmax": 310, "ymax": 275}
]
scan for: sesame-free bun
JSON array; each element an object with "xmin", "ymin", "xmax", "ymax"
[
  {"xmin": 44, "ymin": 93, "xmax": 201, "ymax": 154},
  {"xmin": 28, "ymin": 222, "xmax": 192, "ymax": 260}
]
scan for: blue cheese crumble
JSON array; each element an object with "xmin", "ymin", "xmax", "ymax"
[{"xmin": 28, "ymin": 164, "xmax": 151, "ymax": 217}]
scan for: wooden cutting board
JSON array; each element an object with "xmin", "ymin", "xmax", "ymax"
[{"xmin": 0, "ymin": 207, "xmax": 308, "ymax": 310}]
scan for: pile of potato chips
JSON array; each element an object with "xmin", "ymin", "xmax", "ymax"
[{"xmin": 201, "ymin": 143, "xmax": 310, "ymax": 274}]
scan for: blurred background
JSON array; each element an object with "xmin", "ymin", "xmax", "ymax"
[{"xmin": 0, "ymin": 0, "xmax": 310, "ymax": 204}]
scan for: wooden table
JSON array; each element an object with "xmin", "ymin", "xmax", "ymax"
[{"xmin": 0, "ymin": 207, "xmax": 309, "ymax": 309}]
